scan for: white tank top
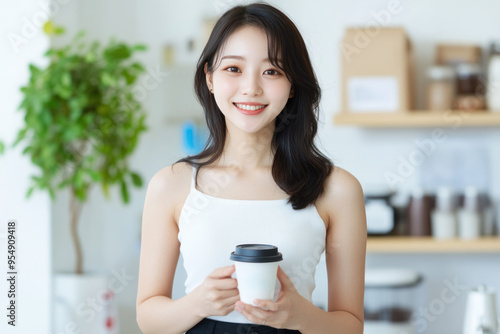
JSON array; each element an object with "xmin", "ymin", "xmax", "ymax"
[{"xmin": 177, "ymin": 166, "xmax": 326, "ymax": 324}]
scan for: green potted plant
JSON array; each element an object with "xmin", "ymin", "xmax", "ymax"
[
  {"xmin": 3, "ymin": 21, "xmax": 149, "ymax": 332},
  {"xmin": 10, "ymin": 22, "xmax": 148, "ymax": 274}
]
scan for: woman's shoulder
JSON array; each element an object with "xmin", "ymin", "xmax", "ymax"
[
  {"xmin": 149, "ymin": 161, "xmax": 193, "ymax": 191},
  {"xmin": 326, "ymin": 166, "xmax": 364, "ymax": 197},
  {"xmin": 319, "ymin": 166, "xmax": 365, "ymax": 219},
  {"xmin": 146, "ymin": 162, "xmax": 193, "ymax": 222}
]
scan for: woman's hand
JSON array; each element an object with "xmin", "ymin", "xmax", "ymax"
[
  {"xmin": 193, "ymin": 264, "xmax": 240, "ymax": 318},
  {"xmin": 235, "ymin": 266, "xmax": 310, "ymax": 330}
]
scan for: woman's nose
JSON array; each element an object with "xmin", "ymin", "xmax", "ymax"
[{"xmin": 240, "ymin": 73, "xmax": 263, "ymax": 96}]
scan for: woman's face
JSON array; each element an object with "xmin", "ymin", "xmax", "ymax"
[{"xmin": 206, "ymin": 26, "xmax": 293, "ymax": 134}]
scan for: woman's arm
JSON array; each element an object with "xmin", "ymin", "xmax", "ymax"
[
  {"xmin": 299, "ymin": 167, "xmax": 367, "ymax": 334},
  {"xmin": 136, "ymin": 165, "xmax": 205, "ymax": 334}
]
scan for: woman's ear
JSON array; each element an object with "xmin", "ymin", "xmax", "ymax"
[
  {"xmin": 289, "ymin": 87, "xmax": 294, "ymax": 98},
  {"xmin": 204, "ymin": 63, "xmax": 213, "ymax": 92}
]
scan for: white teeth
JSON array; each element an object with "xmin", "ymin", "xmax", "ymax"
[{"xmin": 235, "ymin": 103, "xmax": 267, "ymax": 111}]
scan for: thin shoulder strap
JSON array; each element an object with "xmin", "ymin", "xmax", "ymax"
[{"xmin": 190, "ymin": 165, "xmax": 196, "ymax": 190}]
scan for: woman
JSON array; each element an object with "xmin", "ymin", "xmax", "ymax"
[{"xmin": 136, "ymin": 3, "xmax": 366, "ymax": 334}]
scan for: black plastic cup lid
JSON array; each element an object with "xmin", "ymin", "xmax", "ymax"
[{"xmin": 230, "ymin": 244, "xmax": 283, "ymax": 263}]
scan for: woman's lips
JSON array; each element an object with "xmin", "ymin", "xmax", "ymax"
[{"xmin": 233, "ymin": 103, "xmax": 268, "ymax": 115}]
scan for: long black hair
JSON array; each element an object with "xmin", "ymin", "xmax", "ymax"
[{"xmin": 174, "ymin": 2, "xmax": 334, "ymax": 210}]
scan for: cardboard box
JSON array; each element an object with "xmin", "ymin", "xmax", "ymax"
[
  {"xmin": 341, "ymin": 27, "xmax": 414, "ymax": 113},
  {"xmin": 435, "ymin": 44, "xmax": 482, "ymax": 66}
]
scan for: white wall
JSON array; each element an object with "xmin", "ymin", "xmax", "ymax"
[
  {"xmin": 50, "ymin": 1, "xmax": 500, "ymax": 334},
  {"xmin": 0, "ymin": 1, "xmax": 52, "ymax": 333}
]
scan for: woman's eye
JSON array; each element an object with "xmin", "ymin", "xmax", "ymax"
[
  {"xmin": 226, "ymin": 67, "xmax": 240, "ymax": 73},
  {"xmin": 264, "ymin": 69, "xmax": 280, "ymax": 76}
]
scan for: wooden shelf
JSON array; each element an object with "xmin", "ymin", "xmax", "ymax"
[
  {"xmin": 367, "ymin": 237, "xmax": 500, "ymax": 253},
  {"xmin": 333, "ymin": 111, "xmax": 500, "ymax": 127}
]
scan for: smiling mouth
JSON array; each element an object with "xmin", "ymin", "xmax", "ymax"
[{"xmin": 233, "ymin": 103, "xmax": 268, "ymax": 111}]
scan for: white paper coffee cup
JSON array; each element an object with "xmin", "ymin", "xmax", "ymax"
[{"xmin": 230, "ymin": 244, "xmax": 283, "ymax": 306}]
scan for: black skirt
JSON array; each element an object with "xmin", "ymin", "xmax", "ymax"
[{"xmin": 186, "ymin": 318, "xmax": 302, "ymax": 334}]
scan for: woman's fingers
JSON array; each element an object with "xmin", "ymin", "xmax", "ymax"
[
  {"xmin": 236, "ymin": 302, "xmax": 269, "ymax": 323},
  {"xmin": 253, "ymin": 299, "xmax": 278, "ymax": 311},
  {"xmin": 225, "ymin": 294, "xmax": 242, "ymax": 308},
  {"xmin": 208, "ymin": 265, "xmax": 235, "ymax": 279},
  {"xmin": 212, "ymin": 277, "xmax": 238, "ymax": 290},
  {"xmin": 217, "ymin": 288, "xmax": 239, "ymax": 299}
]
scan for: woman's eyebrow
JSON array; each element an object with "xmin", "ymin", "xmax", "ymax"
[{"xmin": 220, "ymin": 55, "xmax": 282, "ymax": 63}]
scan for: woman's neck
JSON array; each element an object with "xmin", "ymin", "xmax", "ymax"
[{"xmin": 218, "ymin": 126, "xmax": 275, "ymax": 171}]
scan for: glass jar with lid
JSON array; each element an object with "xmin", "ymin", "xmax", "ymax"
[
  {"xmin": 426, "ymin": 65, "xmax": 455, "ymax": 111},
  {"xmin": 487, "ymin": 41, "xmax": 500, "ymax": 111},
  {"xmin": 454, "ymin": 63, "xmax": 486, "ymax": 111},
  {"xmin": 456, "ymin": 63, "xmax": 482, "ymax": 95}
]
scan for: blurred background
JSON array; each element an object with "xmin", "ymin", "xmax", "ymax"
[{"xmin": 1, "ymin": 0, "xmax": 500, "ymax": 333}]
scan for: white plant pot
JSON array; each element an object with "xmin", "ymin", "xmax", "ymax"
[{"xmin": 53, "ymin": 273, "xmax": 119, "ymax": 334}]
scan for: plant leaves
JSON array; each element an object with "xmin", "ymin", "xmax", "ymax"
[
  {"xmin": 131, "ymin": 63, "xmax": 145, "ymax": 72},
  {"xmin": 15, "ymin": 25, "xmax": 149, "ymax": 207},
  {"xmin": 104, "ymin": 44, "xmax": 131, "ymax": 61},
  {"xmin": 120, "ymin": 180, "xmax": 129, "ymax": 203},
  {"xmin": 43, "ymin": 21, "xmax": 55, "ymax": 35},
  {"xmin": 100, "ymin": 72, "xmax": 116, "ymax": 86},
  {"xmin": 102, "ymin": 182, "xmax": 110, "ymax": 199},
  {"xmin": 88, "ymin": 170, "xmax": 100, "ymax": 182},
  {"xmin": 85, "ymin": 51, "xmax": 96, "ymax": 62},
  {"xmin": 133, "ymin": 44, "xmax": 147, "ymax": 51},
  {"xmin": 121, "ymin": 69, "xmax": 136, "ymax": 85},
  {"xmin": 130, "ymin": 172, "xmax": 142, "ymax": 187},
  {"xmin": 28, "ymin": 63, "xmax": 39, "ymax": 75},
  {"xmin": 22, "ymin": 145, "xmax": 32, "ymax": 155},
  {"xmin": 61, "ymin": 72, "xmax": 72, "ymax": 87},
  {"xmin": 26, "ymin": 186, "xmax": 35, "ymax": 198},
  {"xmin": 74, "ymin": 30, "xmax": 86, "ymax": 40},
  {"xmin": 43, "ymin": 21, "xmax": 65, "ymax": 36},
  {"xmin": 54, "ymin": 27, "xmax": 65, "ymax": 35},
  {"xmin": 74, "ymin": 170, "xmax": 84, "ymax": 188}
]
